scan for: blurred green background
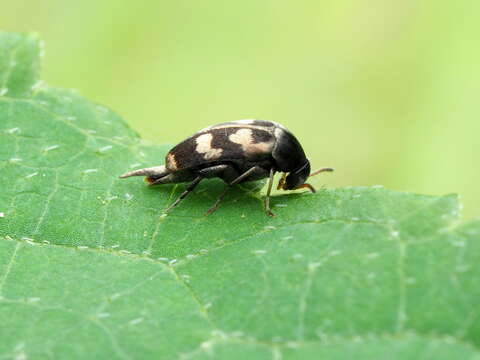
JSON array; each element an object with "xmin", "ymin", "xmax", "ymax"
[{"xmin": 1, "ymin": 1, "xmax": 479, "ymax": 218}]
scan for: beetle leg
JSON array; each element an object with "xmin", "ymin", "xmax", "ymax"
[
  {"xmin": 165, "ymin": 176, "xmax": 203, "ymax": 212},
  {"xmin": 198, "ymin": 164, "xmax": 238, "ymax": 180},
  {"xmin": 264, "ymin": 167, "xmax": 276, "ymax": 217},
  {"xmin": 205, "ymin": 166, "xmax": 262, "ymax": 216}
]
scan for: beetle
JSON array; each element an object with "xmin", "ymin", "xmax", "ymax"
[{"xmin": 119, "ymin": 119, "xmax": 333, "ymax": 216}]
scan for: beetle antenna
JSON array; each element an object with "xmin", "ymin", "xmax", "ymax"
[{"xmin": 309, "ymin": 167, "xmax": 334, "ymax": 177}]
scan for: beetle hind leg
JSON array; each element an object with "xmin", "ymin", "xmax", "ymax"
[
  {"xmin": 165, "ymin": 176, "xmax": 203, "ymax": 212},
  {"xmin": 205, "ymin": 166, "xmax": 266, "ymax": 216}
]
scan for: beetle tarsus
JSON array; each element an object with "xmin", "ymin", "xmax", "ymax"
[{"xmin": 295, "ymin": 183, "xmax": 316, "ymax": 193}]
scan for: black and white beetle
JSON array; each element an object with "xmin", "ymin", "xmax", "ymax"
[{"xmin": 120, "ymin": 119, "xmax": 333, "ymax": 216}]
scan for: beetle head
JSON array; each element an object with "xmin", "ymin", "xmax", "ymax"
[
  {"xmin": 278, "ymin": 161, "xmax": 313, "ymax": 191},
  {"xmin": 277, "ymin": 163, "xmax": 334, "ymax": 193}
]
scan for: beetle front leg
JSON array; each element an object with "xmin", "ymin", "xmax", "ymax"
[
  {"xmin": 264, "ymin": 167, "xmax": 276, "ymax": 217},
  {"xmin": 205, "ymin": 166, "xmax": 263, "ymax": 216}
]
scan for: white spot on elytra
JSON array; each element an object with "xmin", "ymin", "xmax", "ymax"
[
  {"xmin": 229, "ymin": 128, "xmax": 273, "ymax": 154},
  {"xmin": 196, "ymin": 133, "xmax": 223, "ymax": 160},
  {"xmin": 274, "ymin": 127, "xmax": 284, "ymax": 141},
  {"xmin": 167, "ymin": 153, "xmax": 178, "ymax": 170},
  {"xmin": 233, "ymin": 119, "xmax": 256, "ymax": 124}
]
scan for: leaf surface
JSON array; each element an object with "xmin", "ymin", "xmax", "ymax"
[{"xmin": 1, "ymin": 32, "xmax": 479, "ymax": 359}]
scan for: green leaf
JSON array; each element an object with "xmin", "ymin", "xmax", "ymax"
[{"xmin": 1, "ymin": 32, "xmax": 479, "ymax": 359}]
